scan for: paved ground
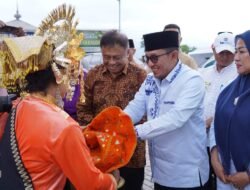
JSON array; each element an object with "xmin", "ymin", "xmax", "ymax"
[{"xmin": 142, "ymin": 142, "xmax": 154, "ymax": 190}]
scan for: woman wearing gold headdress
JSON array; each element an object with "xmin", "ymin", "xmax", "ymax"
[
  {"xmin": 0, "ymin": 4, "xmax": 119, "ymax": 190},
  {"xmin": 0, "ymin": 34, "xmax": 118, "ymax": 189}
]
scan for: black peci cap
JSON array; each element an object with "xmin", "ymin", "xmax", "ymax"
[
  {"xmin": 128, "ymin": 39, "xmax": 135, "ymax": 48},
  {"xmin": 143, "ymin": 31, "xmax": 179, "ymax": 51}
]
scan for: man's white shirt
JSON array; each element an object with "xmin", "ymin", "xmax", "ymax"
[
  {"xmin": 200, "ymin": 62, "xmax": 238, "ymax": 120},
  {"xmin": 124, "ymin": 62, "xmax": 209, "ymax": 187}
]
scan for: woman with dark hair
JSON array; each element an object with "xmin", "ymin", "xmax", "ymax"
[
  {"xmin": 210, "ymin": 30, "xmax": 250, "ymax": 190},
  {"xmin": 0, "ymin": 35, "xmax": 118, "ymax": 190}
]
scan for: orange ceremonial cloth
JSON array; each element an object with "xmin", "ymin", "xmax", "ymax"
[
  {"xmin": 83, "ymin": 106, "xmax": 137, "ymax": 173},
  {"xmin": 3, "ymin": 96, "xmax": 116, "ymax": 190}
]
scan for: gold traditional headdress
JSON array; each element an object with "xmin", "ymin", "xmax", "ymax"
[
  {"xmin": 1, "ymin": 4, "xmax": 85, "ymax": 100},
  {"xmin": 1, "ymin": 36, "xmax": 53, "ymax": 91}
]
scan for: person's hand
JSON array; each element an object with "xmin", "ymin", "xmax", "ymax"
[
  {"xmin": 110, "ymin": 169, "xmax": 120, "ymax": 183},
  {"xmin": 80, "ymin": 125, "xmax": 87, "ymax": 130},
  {"xmin": 227, "ymin": 172, "xmax": 250, "ymax": 189},
  {"xmin": 108, "ymin": 174, "xmax": 117, "ymax": 189},
  {"xmin": 205, "ymin": 117, "xmax": 213, "ymax": 129},
  {"xmin": 107, "ymin": 169, "xmax": 120, "ymax": 189},
  {"xmin": 111, "ymin": 170, "xmax": 126, "ymax": 189},
  {"xmin": 0, "ymin": 20, "xmax": 6, "ymax": 28},
  {"xmin": 211, "ymin": 146, "xmax": 228, "ymax": 183}
]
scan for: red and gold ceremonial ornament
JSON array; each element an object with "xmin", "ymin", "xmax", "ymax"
[
  {"xmin": 35, "ymin": 4, "xmax": 85, "ymax": 101},
  {"xmin": 1, "ymin": 4, "xmax": 85, "ymax": 102},
  {"xmin": 83, "ymin": 106, "xmax": 137, "ymax": 173}
]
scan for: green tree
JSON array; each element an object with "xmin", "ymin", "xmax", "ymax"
[{"xmin": 180, "ymin": 44, "xmax": 196, "ymax": 53}]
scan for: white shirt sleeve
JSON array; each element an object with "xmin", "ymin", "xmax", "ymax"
[
  {"xmin": 124, "ymin": 80, "xmax": 147, "ymax": 124},
  {"xmin": 209, "ymin": 118, "xmax": 217, "ymax": 150},
  {"xmin": 136, "ymin": 76, "xmax": 205, "ymax": 140}
]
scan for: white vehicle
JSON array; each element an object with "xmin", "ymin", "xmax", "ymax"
[
  {"xmin": 81, "ymin": 52, "xmax": 103, "ymax": 71},
  {"xmin": 201, "ymin": 56, "xmax": 215, "ymax": 68},
  {"xmin": 189, "ymin": 48, "xmax": 213, "ymax": 67}
]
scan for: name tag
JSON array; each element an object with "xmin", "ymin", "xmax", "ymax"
[
  {"xmin": 145, "ymin": 89, "xmax": 152, "ymax": 96},
  {"xmin": 164, "ymin": 101, "xmax": 175, "ymax": 105}
]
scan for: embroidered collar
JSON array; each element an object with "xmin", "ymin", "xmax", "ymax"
[{"xmin": 165, "ymin": 61, "xmax": 182, "ymax": 83}]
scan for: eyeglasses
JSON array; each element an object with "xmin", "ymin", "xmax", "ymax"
[{"xmin": 142, "ymin": 51, "xmax": 173, "ymax": 64}]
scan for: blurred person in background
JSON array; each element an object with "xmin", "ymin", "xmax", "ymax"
[
  {"xmin": 163, "ymin": 23, "xmax": 198, "ymax": 70},
  {"xmin": 128, "ymin": 39, "xmax": 136, "ymax": 63},
  {"xmin": 128, "ymin": 38, "xmax": 150, "ymax": 73},
  {"xmin": 200, "ymin": 32, "xmax": 238, "ymax": 190}
]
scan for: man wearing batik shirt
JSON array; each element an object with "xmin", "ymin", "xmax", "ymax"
[{"xmin": 77, "ymin": 30, "xmax": 147, "ymax": 190}]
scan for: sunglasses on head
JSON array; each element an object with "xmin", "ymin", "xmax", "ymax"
[{"xmin": 142, "ymin": 50, "xmax": 173, "ymax": 64}]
